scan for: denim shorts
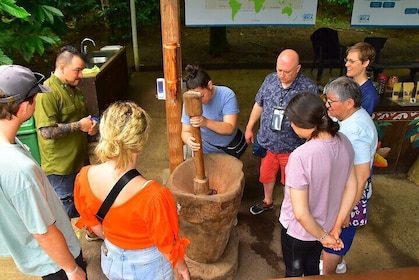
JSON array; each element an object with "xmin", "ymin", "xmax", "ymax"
[
  {"xmin": 101, "ymin": 239, "xmax": 174, "ymax": 280},
  {"xmin": 323, "ymin": 225, "xmax": 357, "ymax": 256}
]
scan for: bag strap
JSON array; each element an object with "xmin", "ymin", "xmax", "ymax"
[
  {"xmin": 95, "ymin": 169, "xmax": 140, "ymax": 222},
  {"xmin": 207, "ymin": 129, "xmax": 241, "ymax": 149}
]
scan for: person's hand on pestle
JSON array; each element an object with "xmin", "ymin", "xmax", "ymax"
[
  {"xmin": 187, "ymin": 136, "xmax": 201, "ymax": 151},
  {"xmin": 189, "ymin": 115, "xmax": 207, "ymax": 128}
]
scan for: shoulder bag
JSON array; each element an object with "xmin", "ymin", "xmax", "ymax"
[
  {"xmin": 208, "ymin": 128, "xmax": 247, "ymax": 159},
  {"xmin": 95, "ymin": 169, "xmax": 140, "ymax": 223}
]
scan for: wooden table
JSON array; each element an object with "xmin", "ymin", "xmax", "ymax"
[
  {"xmin": 373, "ymin": 96, "xmax": 419, "ymax": 174},
  {"xmin": 371, "ymin": 62, "xmax": 419, "ymax": 81}
]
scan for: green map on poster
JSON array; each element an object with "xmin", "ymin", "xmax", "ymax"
[
  {"xmin": 185, "ymin": 0, "xmax": 316, "ymax": 26},
  {"xmin": 226, "ymin": 0, "xmax": 302, "ymax": 21},
  {"xmin": 226, "ymin": 0, "xmax": 301, "ymax": 21}
]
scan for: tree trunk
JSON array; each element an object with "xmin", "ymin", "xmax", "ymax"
[
  {"xmin": 160, "ymin": 0, "xmax": 184, "ymax": 172},
  {"xmin": 100, "ymin": 0, "xmax": 110, "ymax": 29},
  {"xmin": 209, "ymin": 27, "xmax": 230, "ymax": 57}
]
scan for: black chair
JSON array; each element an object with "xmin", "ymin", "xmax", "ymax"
[
  {"xmin": 364, "ymin": 37, "xmax": 387, "ymax": 64},
  {"xmin": 310, "ymin": 27, "xmax": 346, "ymax": 82}
]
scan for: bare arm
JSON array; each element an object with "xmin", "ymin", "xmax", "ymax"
[
  {"xmin": 181, "ymin": 123, "xmax": 200, "ymax": 152},
  {"xmin": 161, "ymin": 252, "xmax": 190, "ymax": 280},
  {"xmin": 182, "ymin": 114, "xmax": 238, "ymax": 151},
  {"xmin": 201, "ymin": 114, "xmax": 237, "ymax": 135},
  {"xmin": 245, "ymin": 102, "xmax": 263, "ymax": 143},
  {"xmin": 330, "ymin": 166, "xmax": 358, "ymax": 237},
  {"xmin": 90, "ymin": 224, "xmax": 105, "ymax": 240},
  {"xmin": 352, "ymin": 162, "xmax": 371, "ymax": 208},
  {"xmin": 39, "ymin": 116, "xmax": 94, "ymax": 139},
  {"xmin": 335, "ymin": 162, "xmax": 371, "ymax": 230},
  {"xmin": 189, "ymin": 114, "xmax": 237, "ymax": 135},
  {"xmin": 173, "ymin": 258, "xmax": 190, "ymax": 280},
  {"xmin": 290, "ymin": 188, "xmax": 342, "ymax": 249},
  {"xmin": 33, "ymin": 223, "xmax": 86, "ymax": 279}
]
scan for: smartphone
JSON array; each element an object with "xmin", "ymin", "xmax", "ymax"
[{"xmin": 156, "ymin": 78, "xmax": 166, "ymax": 100}]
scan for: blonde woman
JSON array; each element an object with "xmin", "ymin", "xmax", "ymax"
[{"xmin": 74, "ymin": 101, "xmax": 190, "ymax": 280}]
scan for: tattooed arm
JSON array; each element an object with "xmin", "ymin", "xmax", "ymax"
[{"xmin": 39, "ymin": 116, "xmax": 94, "ymax": 139}]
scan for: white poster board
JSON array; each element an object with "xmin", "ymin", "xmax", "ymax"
[
  {"xmin": 351, "ymin": 0, "xmax": 419, "ymax": 27},
  {"xmin": 185, "ymin": 0, "xmax": 318, "ymax": 26}
]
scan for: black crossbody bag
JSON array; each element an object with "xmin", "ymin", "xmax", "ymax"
[
  {"xmin": 95, "ymin": 169, "xmax": 140, "ymax": 223},
  {"xmin": 207, "ymin": 128, "xmax": 247, "ymax": 159}
]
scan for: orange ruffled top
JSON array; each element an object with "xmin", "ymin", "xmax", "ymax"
[{"xmin": 74, "ymin": 166, "xmax": 189, "ymax": 267}]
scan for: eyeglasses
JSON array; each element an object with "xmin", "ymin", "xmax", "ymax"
[
  {"xmin": 326, "ymin": 99, "xmax": 339, "ymax": 107},
  {"xmin": 344, "ymin": 58, "xmax": 360, "ymax": 64}
]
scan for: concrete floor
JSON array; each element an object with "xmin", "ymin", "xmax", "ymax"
[{"xmin": 1, "ymin": 68, "xmax": 419, "ymax": 279}]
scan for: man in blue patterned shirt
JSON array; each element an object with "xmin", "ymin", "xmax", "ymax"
[{"xmin": 245, "ymin": 49, "xmax": 318, "ymax": 215}]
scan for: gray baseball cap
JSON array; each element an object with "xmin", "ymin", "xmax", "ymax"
[{"xmin": 0, "ymin": 65, "xmax": 50, "ymax": 104}]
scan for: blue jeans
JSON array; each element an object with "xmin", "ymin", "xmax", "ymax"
[
  {"xmin": 101, "ymin": 239, "xmax": 174, "ymax": 280},
  {"xmin": 281, "ymin": 226, "xmax": 323, "ymax": 277},
  {"xmin": 48, "ymin": 173, "xmax": 79, "ymax": 218}
]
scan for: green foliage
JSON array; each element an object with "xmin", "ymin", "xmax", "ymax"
[
  {"xmin": 317, "ymin": 0, "xmax": 353, "ymax": 26},
  {"xmin": 374, "ymin": 120, "xmax": 392, "ymax": 141},
  {"xmin": 105, "ymin": 0, "xmax": 160, "ymax": 41},
  {"xmin": 0, "ymin": 0, "xmax": 65, "ymax": 64},
  {"xmin": 0, "ymin": 0, "xmax": 29, "ymax": 18},
  {"xmin": 0, "ymin": 50, "xmax": 13, "ymax": 65},
  {"xmin": 326, "ymin": 0, "xmax": 352, "ymax": 7},
  {"xmin": 46, "ymin": 0, "xmax": 99, "ymax": 25}
]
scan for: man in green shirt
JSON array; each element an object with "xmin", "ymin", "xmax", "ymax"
[{"xmin": 34, "ymin": 45, "xmax": 98, "ymax": 218}]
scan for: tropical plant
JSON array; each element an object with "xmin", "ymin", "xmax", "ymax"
[
  {"xmin": 406, "ymin": 118, "xmax": 419, "ymax": 148},
  {"xmin": 0, "ymin": 0, "xmax": 65, "ymax": 64},
  {"xmin": 373, "ymin": 120, "xmax": 392, "ymax": 168}
]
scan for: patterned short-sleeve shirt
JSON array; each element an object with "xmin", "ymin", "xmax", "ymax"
[{"xmin": 256, "ymin": 72, "xmax": 318, "ymax": 153}]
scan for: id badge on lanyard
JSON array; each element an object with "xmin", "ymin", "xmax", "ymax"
[{"xmin": 270, "ymin": 107, "xmax": 285, "ymax": 131}]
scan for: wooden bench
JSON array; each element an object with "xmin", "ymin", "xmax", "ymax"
[
  {"xmin": 371, "ymin": 62, "xmax": 419, "ymax": 81},
  {"xmin": 270, "ymin": 266, "xmax": 419, "ymax": 280}
]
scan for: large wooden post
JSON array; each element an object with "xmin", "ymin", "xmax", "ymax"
[{"xmin": 160, "ymin": 0, "xmax": 183, "ymax": 172}]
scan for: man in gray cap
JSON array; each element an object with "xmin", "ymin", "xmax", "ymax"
[{"xmin": 0, "ymin": 65, "xmax": 87, "ymax": 279}]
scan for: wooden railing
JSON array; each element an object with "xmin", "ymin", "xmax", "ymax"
[{"xmin": 270, "ymin": 266, "xmax": 419, "ymax": 280}]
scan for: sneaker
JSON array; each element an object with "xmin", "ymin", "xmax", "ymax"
[
  {"xmin": 85, "ymin": 232, "xmax": 101, "ymax": 242},
  {"xmin": 249, "ymin": 201, "xmax": 274, "ymax": 215},
  {"xmin": 319, "ymin": 259, "xmax": 347, "ymax": 275},
  {"xmin": 336, "ymin": 259, "xmax": 347, "ymax": 273}
]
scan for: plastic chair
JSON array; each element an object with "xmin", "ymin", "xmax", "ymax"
[
  {"xmin": 310, "ymin": 27, "xmax": 346, "ymax": 82},
  {"xmin": 364, "ymin": 37, "xmax": 387, "ymax": 63}
]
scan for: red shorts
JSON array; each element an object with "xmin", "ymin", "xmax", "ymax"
[{"xmin": 259, "ymin": 151, "xmax": 290, "ymax": 185}]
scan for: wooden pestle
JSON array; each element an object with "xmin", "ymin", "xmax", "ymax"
[{"xmin": 183, "ymin": 90, "xmax": 210, "ymax": 195}]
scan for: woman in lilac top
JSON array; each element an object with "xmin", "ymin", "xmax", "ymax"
[{"xmin": 279, "ymin": 92, "xmax": 357, "ymax": 277}]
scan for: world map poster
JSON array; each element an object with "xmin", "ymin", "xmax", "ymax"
[{"xmin": 185, "ymin": 0, "xmax": 318, "ymax": 26}]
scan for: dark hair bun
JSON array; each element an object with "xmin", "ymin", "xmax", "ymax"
[{"xmin": 185, "ymin": 64, "xmax": 199, "ymax": 79}]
